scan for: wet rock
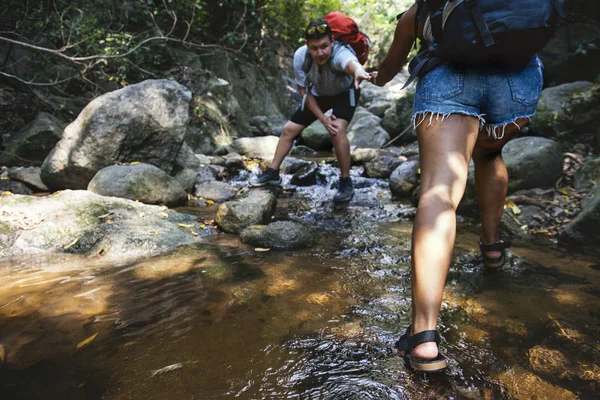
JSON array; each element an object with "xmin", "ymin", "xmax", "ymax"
[
  {"xmin": 364, "ymin": 155, "xmax": 404, "ymax": 179},
  {"xmin": 215, "ymin": 190, "xmax": 276, "ymax": 234},
  {"xmin": 351, "ymin": 148, "xmax": 379, "ymax": 164},
  {"xmin": 290, "ymin": 163, "xmax": 319, "ymax": 186},
  {"xmin": 88, "ymin": 163, "xmax": 187, "ymax": 207},
  {"xmin": 0, "ymin": 112, "xmax": 65, "ymax": 167},
  {"xmin": 195, "ymin": 154, "xmax": 213, "ymax": 165},
  {"xmin": 0, "ymin": 179, "xmax": 33, "ymax": 195},
  {"xmin": 195, "ymin": 165, "xmax": 218, "ymax": 184},
  {"xmin": 528, "ymin": 346, "xmax": 572, "ymax": 379},
  {"xmin": 224, "ymin": 153, "xmax": 246, "ymax": 170},
  {"xmin": 194, "ymin": 181, "xmax": 236, "ymax": 202},
  {"xmin": 497, "ymin": 367, "xmax": 577, "ymax": 400},
  {"xmin": 7, "ymin": 167, "xmax": 48, "ymax": 192},
  {"xmin": 503, "ymin": 137, "xmax": 563, "ymax": 192},
  {"xmin": 174, "ymin": 143, "xmax": 202, "ymax": 171},
  {"xmin": 0, "ymin": 190, "xmax": 214, "ymax": 260},
  {"xmin": 41, "ymin": 79, "xmax": 192, "ymax": 190},
  {"xmin": 280, "ymin": 157, "xmax": 312, "ymax": 175},
  {"xmin": 559, "ymin": 184, "xmax": 600, "ymax": 247},
  {"xmin": 240, "ymin": 221, "xmax": 315, "ymax": 249},
  {"xmin": 290, "ymin": 145, "xmax": 318, "ymax": 156},
  {"xmin": 212, "ymin": 144, "xmax": 236, "ymax": 156},
  {"xmin": 389, "ymin": 160, "xmax": 420, "ymax": 198},
  {"xmin": 232, "ymin": 136, "xmax": 280, "ymax": 159}
]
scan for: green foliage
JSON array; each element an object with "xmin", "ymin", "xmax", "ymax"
[{"xmin": 0, "ymin": 0, "xmax": 415, "ymax": 91}]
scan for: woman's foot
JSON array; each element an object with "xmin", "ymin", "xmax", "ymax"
[
  {"xmin": 479, "ymin": 239, "xmax": 510, "ymax": 269},
  {"xmin": 395, "ymin": 326, "xmax": 448, "ymax": 372}
]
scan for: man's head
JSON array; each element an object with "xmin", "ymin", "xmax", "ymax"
[{"xmin": 305, "ymin": 19, "xmax": 334, "ymax": 66}]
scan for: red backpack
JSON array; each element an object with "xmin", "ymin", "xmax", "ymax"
[{"xmin": 324, "ymin": 11, "xmax": 370, "ymax": 65}]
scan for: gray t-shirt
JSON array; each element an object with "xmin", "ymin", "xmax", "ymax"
[{"xmin": 293, "ymin": 42, "xmax": 358, "ymax": 97}]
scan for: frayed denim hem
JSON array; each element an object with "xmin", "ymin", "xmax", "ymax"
[
  {"xmin": 412, "ymin": 110, "xmax": 486, "ymax": 130},
  {"xmin": 412, "ymin": 111, "xmax": 536, "ymax": 140},
  {"xmin": 484, "ymin": 112, "xmax": 536, "ymax": 140}
]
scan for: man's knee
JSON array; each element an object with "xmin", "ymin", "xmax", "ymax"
[{"xmin": 281, "ymin": 122, "xmax": 303, "ymax": 139}]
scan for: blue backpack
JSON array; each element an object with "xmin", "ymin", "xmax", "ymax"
[{"xmin": 404, "ymin": 0, "xmax": 566, "ymax": 87}]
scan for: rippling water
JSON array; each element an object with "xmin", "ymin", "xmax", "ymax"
[{"xmin": 1, "ymin": 170, "xmax": 599, "ymax": 399}]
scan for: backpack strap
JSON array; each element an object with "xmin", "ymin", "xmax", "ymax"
[{"xmin": 464, "ymin": 0, "xmax": 495, "ymax": 47}]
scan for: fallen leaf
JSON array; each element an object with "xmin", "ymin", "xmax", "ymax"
[
  {"xmin": 63, "ymin": 238, "xmax": 79, "ymax": 249},
  {"xmin": 1, "ymin": 191, "xmax": 13, "ymax": 196},
  {"xmin": 190, "ymin": 229, "xmax": 198, "ymax": 236},
  {"xmin": 158, "ymin": 212, "xmax": 168, "ymax": 219},
  {"xmin": 151, "ymin": 363, "xmax": 183, "ymax": 377},
  {"xmin": 255, "ymin": 248, "xmax": 271, "ymax": 252},
  {"xmin": 0, "ymin": 176, "xmax": 9, "ymax": 180},
  {"xmin": 139, "ymin": 212, "xmax": 145, "ymax": 217},
  {"xmin": 200, "ymin": 223, "xmax": 206, "ymax": 229},
  {"xmin": 130, "ymin": 161, "xmax": 141, "ymax": 165},
  {"xmin": 148, "ymin": 230, "xmax": 159, "ymax": 235},
  {"xmin": 106, "ymin": 219, "xmax": 113, "ymax": 224},
  {"xmin": 206, "ymin": 200, "xmax": 215, "ymax": 206},
  {"xmin": 248, "ymin": 225, "xmax": 263, "ymax": 230},
  {"xmin": 77, "ymin": 332, "xmax": 98, "ymax": 349},
  {"xmin": 97, "ymin": 212, "xmax": 113, "ymax": 219},
  {"xmin": 177, "ymin": 223, "xmax": 194, "ymax": 228}
]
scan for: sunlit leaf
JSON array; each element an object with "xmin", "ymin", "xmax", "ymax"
[
  {"xmin": 158, "ymin": 212, "xmax": 169, "ymax": 219},
  {"xmin": 206, "ymin": 200, "xmax": 215, "ymax": 206},
  {"xmin": 1, "ymin": 191, "xmax": 13, "ymax": 196},
  {"xmin": 130, "ymin": 161, "xmax": 141, "ymax": 165},
  {"xmin": 77, "ymin": 332, "xmax": 98, "ymax": 349},
  {"xmin": 190, "ymin": 229, "xmax": 198, "ymax": 236},
  {"xmin": 63, "ymin": 238, "xmax": 79, "ymax": 249},
  {"xmin": 248, "ymin": 225, "xmax": 263, "ymax": 230},
  {"xmin": 177, "ymin": 223, "xmax": 194, "ymax": 228},
  {"xmin": 255, "ymin": 248, "xmax": 270, "ymax": 252}
]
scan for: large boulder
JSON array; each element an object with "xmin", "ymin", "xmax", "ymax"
[
  {"xmin": 381, "ymin": 92, "xmax": 417, "ymax": 145},
  {"xmin": 0, "ymin": 190, "xmax": 215, "ymax": 260},
  {"xmin": 232, "ymin": 136, "xmax": 280, "ymax": 160},
  {"xmin": 41, "ymin": 79, "xmax": 192, "ymax": 190},
  {"xmin": 530, "ymin": 81, "xmax": 596, "ymax": 137},
  {"xmin": 215, "ymin": 190, "xmax": 276, "ymax": 234},
  {"xmin": 559, "ymin": 184, "xmax": 600, "ymax": 247},
  {"xmin": 87, "ymin": 163, "xmax": 187, "ymax": 206},
  {"xmin": 347, "ymin": 108, "xmax": 390, "ymax": 149},
  {"xmin": 503, "ymin": 137, "xmax": 563, "ymax": 192},
  {"xmin": 7, "ymin": 167, "xmax": 48, "ymax": 192},
  {"xmin": 300, "ymin": 120, "xmax": 331, "ymax": 151},
  {"xmin": 0, "ymin": 112, "xmax": 65, "ymax": 167},
  {"xmin": 194, "ymin": 181, "xmax": 237, "ymax": 203},
  {"xmin": 364, "ymin": 154, "xmax": 404, "ymax": 179},
  {"xmin": 389, "ymin": 159, "xmax": 420, "ymax": 198},
  {"xmin": 240, "ymin": 221, "xmax": 316, "ymax": 249}
]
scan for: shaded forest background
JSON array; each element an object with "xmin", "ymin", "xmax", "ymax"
[{"xmin": 0, "ymin": 0, "xmax": 413, "ymax": 94}]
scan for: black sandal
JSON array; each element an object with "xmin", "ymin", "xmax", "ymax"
[
  {"xmin": 479, "ymin": 239, "xmax": 511, "ymax": 269},
  {"xmin": 394, "ymin": 326, "xmax": 448, "ymax": 373}
]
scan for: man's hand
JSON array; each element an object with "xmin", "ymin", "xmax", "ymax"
[
  {"xmin": 321, "ymin": 114, "xmax": 343, "ymax": 136},
  {"xmin": 354, "ymin": 68, "xmax": 372, "ymax": 89},
  {"xmin": 369, "ymin": 71, "xmax": 379, "ymax": 86}
]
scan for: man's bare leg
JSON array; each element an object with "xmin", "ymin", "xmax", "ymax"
[{"xmin": 268, "ymin": 121, "xmax": 305, "ymax": 170}]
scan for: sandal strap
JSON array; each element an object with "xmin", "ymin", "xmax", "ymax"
[
  {"xmin": 479, "ymin": 240, "xmax": 511, "ymax": 252},
  {"xmin": 395, "ymin": 326, "xmax": 441, "ymax": 351}
]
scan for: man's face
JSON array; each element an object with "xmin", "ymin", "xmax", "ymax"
[{"xmin": 306, "ymin": 35, "xmax": 333, "ymax": 66}]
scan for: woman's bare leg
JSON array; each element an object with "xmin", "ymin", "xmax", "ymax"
[
  {"xmin": 472, "ymin": 119, "xmax": 528, "ymax": 258},
  {"xmin": 410, "ymin": 114, "xmax": 480, "ymax": 359}
]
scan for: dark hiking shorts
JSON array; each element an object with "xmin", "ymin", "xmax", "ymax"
[{"xmin": 291, "ymin": 87, "xmax": 360, "ymax": 126}]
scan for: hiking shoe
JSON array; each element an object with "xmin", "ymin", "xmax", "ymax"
[
  {"xmin": 333, "ymin": 177, "xmax": 354, "ymax": 203},
  {"xmin": 250, "ymin": 167, "xmax": 281, "ymax": 187}
]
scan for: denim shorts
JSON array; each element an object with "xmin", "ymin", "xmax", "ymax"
[{"xmin": 412, "ymin": 56, "xmax": 544, "ymax": 139}]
